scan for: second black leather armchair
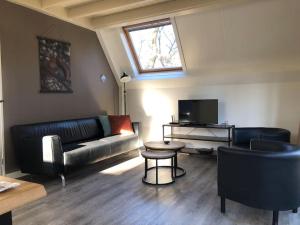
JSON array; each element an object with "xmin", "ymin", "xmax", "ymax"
[
  {"xmin": 218, "ymin": 142, "xmax": 300, "ymax": 225},
  {"xmin": 232, "ymin": 127, "xmax": 291, "ymax": 149}
]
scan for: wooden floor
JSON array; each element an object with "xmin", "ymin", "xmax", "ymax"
[{"xmin": 13, "ymin": 152, "xmax": 300, "ymax": 225}]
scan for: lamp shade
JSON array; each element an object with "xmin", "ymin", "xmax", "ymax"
[{"xmin": 120, "ymin": 72, "xmax": 131, "ymax": 83}]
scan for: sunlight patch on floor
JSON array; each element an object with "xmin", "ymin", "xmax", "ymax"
[{"xmin": 99, "ymin": 156, "xmax": 144, "ymax": 175}]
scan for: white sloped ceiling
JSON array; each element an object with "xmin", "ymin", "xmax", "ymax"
[{"xmin": 97, "ymin": 0, "xmax": 300, "ymax": 89}]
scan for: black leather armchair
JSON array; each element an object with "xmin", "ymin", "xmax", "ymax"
[
  {"xmin": 218, "ymin": 141, "xmax": 300, "ymax": 225},
  {"xmin": 232, "ymin": 127, "xmax": 291, "ymax": 149}
]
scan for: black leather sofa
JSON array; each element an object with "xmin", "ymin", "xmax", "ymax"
[
  {"xmin": 218, "ymin": 140, "xmax": 300, "ymax": 225},
  {"xmin": 11, "ymin": 117, "xmax": 140, "ymax": 185},
  {"xmin": 232, "ymin": 127, "xmax": 291, "ymax": 148}
]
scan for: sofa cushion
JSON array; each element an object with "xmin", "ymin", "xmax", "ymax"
[
  {"xmin": 101, "ymin": 133, "xmax": 139, "ymax": 156},
  {"xmin": 101, "ymin": 133, "xmax": 137, "ymax": 144},
  {"xmin": 12, "ymin": 117, "xmax": 104, "ymax": 145},
  {"xmin": 98, "ymin": 115, "xmax": 111, "ymax": 137},
  {"xmin": 63, "ymin": 139, "xmax": 111, "ymax": 166},
  {"xmin": 108, "ymin": 115, "xmax": 133, "ymax": 135},
  {"xmin": 63, "ymin": 134, "xmax": 139, "ymax": 166},
  {"xmin": 76, "ymin": 118, "xmax": 104, "ymax": 142}
]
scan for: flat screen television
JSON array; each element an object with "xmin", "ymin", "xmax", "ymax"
[{"xmin": 178, "ymin": 99, "xmax": 218, "ymax": 125}]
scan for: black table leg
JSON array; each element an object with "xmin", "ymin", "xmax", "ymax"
[
  {"xmin": 174, "ymin": 153, "xmax": 177, "ymax": 177},
  {"xmin": 0, "ymin": 211, "xmax": 12, "ymax": 225},
  {"xmin": 272, "ymin": 211, "xmax": 279, "ymax": 225},
  {"xmin": 171, "ymin": 157, "xmax": 174, "ymax": 178},
  {"xmin": 228, "ymin": 128, "xmax": 231, "ymax": 147},
  {"xmin": 156, "ymin": 159, "xmax": 158, "ymax": 185},
  {"xmin": 174, "ymin": 152, "xmax": 186, "ymax": 178},
  {"xmin": 144, "ymin": 158, "xmax": 148, "ymax": 179}
]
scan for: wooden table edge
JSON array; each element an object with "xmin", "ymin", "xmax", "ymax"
[
  {"xmin": 144, "ymin": 141, "xmax": 186, "ymax": 151},
  {"xmin": 0, "ymin": 177, "xmax": 47, "ymax": 215}
]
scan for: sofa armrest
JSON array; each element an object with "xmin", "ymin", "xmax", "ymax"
[
  {"xmin": 132, "ymin": 122, "xmax": 140, "ymax": 136},
  {"xmin": 42, "ymin": 135, "xmax": 64, "ymax": 175}
]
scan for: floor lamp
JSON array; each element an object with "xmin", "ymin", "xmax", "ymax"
[
  {"xmin": 120, "ymin": 72, "xmax": 131, "ymax": 115},
  {"xmin": 297, "ymin": 123, "xmax": 300, "ymax": 145},
  {"xmin": 0, "ymin": 100, "xmax": 3, "ymax": 175}
]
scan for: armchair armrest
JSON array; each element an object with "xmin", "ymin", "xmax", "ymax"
[{"xmin": 42, "ymin": 135, "xmax": 64, "ymax": 175}]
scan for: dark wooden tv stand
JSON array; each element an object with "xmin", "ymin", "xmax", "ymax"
[{"xmin": 162, "ymin": 123, "xmax": 235, "ymax": 148}]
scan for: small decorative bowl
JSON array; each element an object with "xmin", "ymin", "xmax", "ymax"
[{"xmin": 164, "ymin": 140, "xmax": 170, "ymax": 145}]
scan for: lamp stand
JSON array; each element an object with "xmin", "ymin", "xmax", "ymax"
[
  {"xmin": 297, "ymin": 123, "xmax": 300, "ymax": 145},
  {"xmin": 0, "ymin": 100, "xmax": 4, "ymax": 175},
  {"xmin": 120, "ymin": 72, "xmax": 131, "ymax": 115},
  {"xmin": 123, "ymin": 82, "xmax": 127, "ymax": 115}
]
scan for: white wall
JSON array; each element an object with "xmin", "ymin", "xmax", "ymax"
[
  {"xmin": 97, "ymin": 0, "xmax": 300, "ymax": 148},
  {"xmin": 127, "ymin": 81, "xmax": 300, "ymax": 148}
]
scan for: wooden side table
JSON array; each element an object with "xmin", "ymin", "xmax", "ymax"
[{"xmin": 0, "ymin": 176, "xmax": 46, "ymax": 225}]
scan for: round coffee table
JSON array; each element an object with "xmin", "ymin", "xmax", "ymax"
[{"xmin": 144, "ymin": 141, "xmax": 186, "ymax": 178}]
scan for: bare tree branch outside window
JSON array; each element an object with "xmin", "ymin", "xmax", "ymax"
[{"xmin": 124, "ymin": 19, "xmax": 182, "ymax": 73}]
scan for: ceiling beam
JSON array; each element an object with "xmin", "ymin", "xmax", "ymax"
[
  {"xmin": 7, "ymin": 0, "xmax": 93, "ymax": 30},
  {"xmin": 68, "ymin": 0, "xmax": 167, "ymax": 19},
  {"xmin": 7, "ymin": 0, "xmax": 42, "ymax": 9},
  {"xmin": 42, "ymin": 0, "xmax": 78, "ymax": 8},
  {"xmin": 91, "ymin": 0, "xmax": 252, "ymax": 29}
]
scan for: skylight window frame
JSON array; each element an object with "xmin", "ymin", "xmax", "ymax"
[{"xmin": 123, "ymin": 18, "xmax": 183, "ymax": 74}]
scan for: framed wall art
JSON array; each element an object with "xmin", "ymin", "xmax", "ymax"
[{"xmin": 38, "ymin": 37, "xmax": 72, "ymax": 93}]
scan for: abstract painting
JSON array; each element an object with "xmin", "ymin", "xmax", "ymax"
[{"xmin": 38, "ymin": 37, "xmax": 72, "ymax": 93}]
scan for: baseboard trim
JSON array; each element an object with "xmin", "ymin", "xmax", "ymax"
[{"xmin": 6, "ymin": 170, "xmax": 28, "ymax": 178}]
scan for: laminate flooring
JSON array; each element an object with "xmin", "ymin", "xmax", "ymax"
[{"xmin": 13, "ymin": 152, "xmax": 300, "ymax": 225}]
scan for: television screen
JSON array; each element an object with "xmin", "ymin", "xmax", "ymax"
[{"xmin": 178, "ymin": 99, "xmax": 218, "ymax": 125}]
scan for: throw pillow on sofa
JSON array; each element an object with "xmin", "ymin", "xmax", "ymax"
[
  {"xmin": 98, "ymin": 115, "xmax": 111, "ymax": 137},
  {"xmin": 109, "ymin": 115, "xmax": 133, "ymax": 135}
]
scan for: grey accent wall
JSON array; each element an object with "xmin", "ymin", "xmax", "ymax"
[{"xmin": 0, "ymin": 1, "xmax": 119, "ymax": 173}]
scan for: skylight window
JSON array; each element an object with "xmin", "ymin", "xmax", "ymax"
[{"xmin": 123, "ymin": 18, "xmax": 183, "ymax": 74}]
